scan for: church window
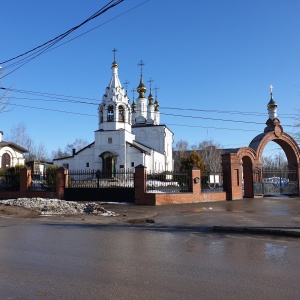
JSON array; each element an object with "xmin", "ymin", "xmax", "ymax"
[
  {"xmin": 86, "ymin": 162, "xmax": 89, "ymax": 168},
  {"xmin": 107, "ymin": 105, "xmax": 114, "ymax": 122},
  {"xmin": 108, "ymin": 137, "xmax": 112, "ymax": 144},
  {"xmin": 131, "ymin": 162, "xmax": 134, "ymax": 167},
  {"xmin": 120, "ymin": 165, "xmax": 124, "ymax": 169},
  {"xmin": 1, "ymin": 153, "xmax": 11, "ymax": 171},
  {"xmin": 100, "ymin": 109, "xmax": 103, "ymax": 123},
  {"xmin": 118, "ymin": 105, "xmax": 124, "ymax": 122}
]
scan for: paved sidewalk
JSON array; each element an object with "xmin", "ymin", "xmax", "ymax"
[{"xmin": 103, "ymin": 196, "xmax": 300, "ymax": 238}]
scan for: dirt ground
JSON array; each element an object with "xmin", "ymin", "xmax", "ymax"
[
  {"xmin": 0, "ymin": 203, "xmax": 161, "ymax": 224},
  {"xmin": 0, "ymin": 205, "xmax": 40, "ymax": 218}
]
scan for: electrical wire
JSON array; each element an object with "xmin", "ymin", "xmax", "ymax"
[
  {"xmin": 0, "ymin": 0, "xmax": 125, "ymax": 79},
  {"xmin": 2, "ymin": 87, "xmax": 297, "ymax": 120}
]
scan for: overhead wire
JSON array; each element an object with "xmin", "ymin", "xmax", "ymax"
[
  {"xmin": 0, "ymin": 0, "xmax": 125, "ymax": 79},
  {"xmin": 1, "ymin": 87, "xmax": 297, "ymax": 129}
]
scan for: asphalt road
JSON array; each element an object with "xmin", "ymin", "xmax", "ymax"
[{"xmin": 0, "ymin": 197, "xmax": 300, "ymax": 299}]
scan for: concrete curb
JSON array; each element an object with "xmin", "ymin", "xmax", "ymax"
[{"xmin": 213, "ymin": 226, "xmax": 300, "ymax": 238}]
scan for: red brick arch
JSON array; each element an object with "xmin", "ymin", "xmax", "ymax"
[{"xmin": 222, "ymin": 124, "xmax": 300, "ymax": 200}]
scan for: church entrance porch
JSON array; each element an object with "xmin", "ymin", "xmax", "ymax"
[{"xmin": 100, "ymin": 152, "xmax": 118, "ymax": 176}]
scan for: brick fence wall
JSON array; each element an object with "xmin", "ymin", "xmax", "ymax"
[
  {"xmin": 0, "ymin": 166, "xmax": 231, "ymax": 205},
  {"xmin": 0, "ymin": 168, "xmax": 67, "ymax": 200},
  {"xmin": 134, "ymin": 165, "xmax": 227, "ymax": 205}
]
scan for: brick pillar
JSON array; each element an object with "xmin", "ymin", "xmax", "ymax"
[
  {"xmin": 222, "ymin": 153, "xmax": 243, "ymax": 200},
  {"xmin": 191, "ymin": 167, "xmax": 201, "ymax": 194},
  {"xmin": 20, "ymin": 168, "xmax": 31, "ymax": 192},
  {"xmin": 298, "ymin": 165, "xmax": 300, "ymax": 196},
  {"xmin": 56, "ymin": 167, "xmax": 67, "ymax": 199},
  {"xmin": 134, "ymin": 165, "xmax": 147, "ymax": 205}
]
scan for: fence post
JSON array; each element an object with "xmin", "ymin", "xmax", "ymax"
[
  {"xmin": 191, "ymin": 167, "xmax": 201, "ymax": 195},
  {"xmin": 134, "ymin": 165, "xmax": 147, "ymax": 204},
  {"xmin": 56, "ymin": 167, "xmax": 67, "ymax": 199},
  {"xmin": 221, "ymin": 153, "xmax": 243, "ymax": 200},
  {"xmin": 20, "ymin": 168, "xmax": 31, "ymax": 192}
]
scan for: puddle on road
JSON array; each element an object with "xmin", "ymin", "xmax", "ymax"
[{"xmin": 265, "ymin": 242, "xmax": 287, "ymax": 260}]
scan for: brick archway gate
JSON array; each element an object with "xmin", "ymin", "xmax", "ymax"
[{"xmin": 222, "ymin": 122, "xmax": 300, "ymax": 200}]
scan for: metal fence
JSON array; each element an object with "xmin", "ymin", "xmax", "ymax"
[
  {"xmin": 146, "ymin": 171, "xmax": 191, "ymax": 193},
  {"xmin": 253, "ymin": 169, "xmax": 298, "ymax": 196},
  {"xmin": 67, "ymin": 169, "xmax": 135, "ymax": 188},
  {"xmin": 29, "ymin": 170, "xmax": 57, "ymax": 191},
  {"xmin": 201, "ymin": 172, "xmax": 224, "ymax": 193},
  {"xmin": 0, "ymin": 174, "xmax": 21, "ymax": 191}
]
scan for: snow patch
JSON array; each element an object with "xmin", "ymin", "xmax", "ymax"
[{"xmin": 0, "ymin": 198, "xmax": 119, "ymax": 216}]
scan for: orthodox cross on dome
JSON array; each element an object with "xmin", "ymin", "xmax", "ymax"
[
  {"xmin": 269, "ymin": 84, "xmax": 273, "ymax": 95},
  {"xmin": 112, "ymin": 48, "xmax": 117, "ymax": 61},
  {"xmin": 138, "ymin": 60, "xmax": 145, "ymax": 76},
  {"xmin": 148, "ymin": 78, "xmax": 154, "ymax": 90},
  {"xmin": 124, "ymin": 79, "xmax": 129, "ymax": 94},
  {"xmin": 131, "ymin": 88, "xmax": 135, "ymax": 101},
  {"xmin": 154, "ymin": 85, "xmax": 159, "ymax": 98}
]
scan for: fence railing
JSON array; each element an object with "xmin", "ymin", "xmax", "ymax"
[
  {"xmin": 146, "ymin": 171, "xmax": 191, "ymax": 193},
  {"xmin": 29, "ymin": 170, "xmax": 57, "ymax": 192},
  {"xmin": 67, "ymin": 169, "xmax": 135, "ymax": 188},
  {"xmin": 201, "ymin": 172, "xmax": 224, "ymax": 193},
  {"xmin": 0, "ymin": 174, "xmax": 21, "ymax": 191}
]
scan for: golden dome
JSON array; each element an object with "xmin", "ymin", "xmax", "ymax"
[
  {"xmin": 111, "ymin": 60, "xmax": 118, "ymax": 68},
  {"xmin": 137, "ymin": 76, "xmax": 147, "ymax": 97},
  {"xmin": 154, "ymin": 99, "xmax": 159, "ymax": 111},
  {"xmin": 148, "ymin": 90, "xmax": 154, "ymax": 105}
]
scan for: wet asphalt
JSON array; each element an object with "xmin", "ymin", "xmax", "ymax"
[{"xmin": 102, "ymin": 196, "xmax": 300, "ymax": 238}]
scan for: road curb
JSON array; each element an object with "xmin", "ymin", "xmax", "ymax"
[{"xmin": 213, "ymin": 226, "xmax": 300, "ymax": 238}]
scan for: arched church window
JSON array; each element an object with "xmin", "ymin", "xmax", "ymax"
[
  {"xmin": 107, "ymin": 105, "xmax": 114, "ymax": 122},
  {"xmin": 100, "ymin": 108, "xmax": 103, "ymax": 123},
  {"xmin": 1, "ymin": 153, "xmax": 11, "ymax": 171},
  {"xmin": 118, "ymin": 105, "xmax": 124, "ymax": 122}
]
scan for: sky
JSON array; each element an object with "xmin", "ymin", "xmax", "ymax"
[{"xmin": 1, "ymin": 0, "xmax": 300, "ymax": 160}]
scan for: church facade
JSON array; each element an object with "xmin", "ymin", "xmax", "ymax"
[{"xmin": 53, "ymin": 54, "xmax": 174, "ymax": 173}]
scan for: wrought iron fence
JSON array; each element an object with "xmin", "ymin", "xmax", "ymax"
[
  {"xmin": 201, "ymin": 172, "xmax": 224, "ymax": 193},
  {"xmin": 0, "ymin": 174, "xmax": 21, "ymax": 191},
  {"xmin": 67, "ymin": 169, "xmax": 134, "ymax": 188},
  {"xmin": 146, "ymin": 171, "xmax": 191, "ymax": 193},
  {"xmin": 253, "ymin": 169, "xmax": 298, "ymax": 195},
  {"xmin": 29, "ymin": 170, "xmax": 57, "ymax": 191}
]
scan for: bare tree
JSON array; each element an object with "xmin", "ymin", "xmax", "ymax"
[
  {"xmin": 293, "ymin": 110, "xmax": 300, "ymax": 144},
  {"xmin": 262, "ymin": 153, "xmax": 288, "ymax": 171},
  {"xmin": 173, "ymin": 139, "xmax": 190, "ymax": 171},
  {"xmin": 6, "ymin": 122, "xmax": 49, "ymax": 162},
  {"xmin": 51, "ymin": 138, "xmax": 90, "ymax": 159},
  {"xmin": 194, "ymin": 139, "xmax": 222, "ymax": 173},
  {"xmin": 65, "ymin": 138, "xmax": 89, "ymax": 153}
]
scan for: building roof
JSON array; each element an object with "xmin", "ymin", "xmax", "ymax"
[{"xmin": 0, "ymin": 141, "xmax": 28, "ymax": 153}]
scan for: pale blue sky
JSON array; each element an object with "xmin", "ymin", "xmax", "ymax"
[{"xmin": 1, "ymin": 0, "xmax": 299, "ymax": 158}]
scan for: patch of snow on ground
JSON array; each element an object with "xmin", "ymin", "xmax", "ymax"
[{"xmin": 0, "ymin": 198, "xmax": 119, "ymax": 216}]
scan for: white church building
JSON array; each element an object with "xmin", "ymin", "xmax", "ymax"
[{"xmin": 53, "ymin": 53, "xmax": 174, "ymax": 173}]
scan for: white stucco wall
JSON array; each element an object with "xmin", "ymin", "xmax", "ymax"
[{"xmin": 0, "ymin": 146, "xmax": 26, "ymax": 168}]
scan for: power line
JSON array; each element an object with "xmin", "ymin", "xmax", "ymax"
[
  {"xmin": 2, "ymin": 94, "xmax": 297, "ymax": 128},
  {"xmin": 4, "ymin": 101, "xmax": 296, "ymax": 134},
  {"xmin": 7, "ymin": 103, "xmax": 96, "ymax": 117},
  {"xmin": 2, "ymin": 87, "xmax": 298, "ymax": 120},
  {"xmin": 0, "ymin": 0, "xmax": 125, "ymax": 79},
  {"xmin": 167, "ymin": 123, "xmax": 261, "ymax": 132},
  {"xmin": 161, "ymin": 106, "xmax": 297, "ymax": 118}
]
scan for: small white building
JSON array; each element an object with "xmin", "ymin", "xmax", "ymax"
[
  {"xmin": 0, "ymin": 131, "xmax": 27, "ymax": 170},
  {"xmin": 54, "ymin": 54, "xmax": 174, "ymax": 173}
]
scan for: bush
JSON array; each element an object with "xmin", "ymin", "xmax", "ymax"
[
  {"xmin": 5, "ymin": 165, "xmax": 27, "ymax": 190},
  {"xmin": 45, "ymin": 165, "xmax": 60, "ymax": 191}
]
